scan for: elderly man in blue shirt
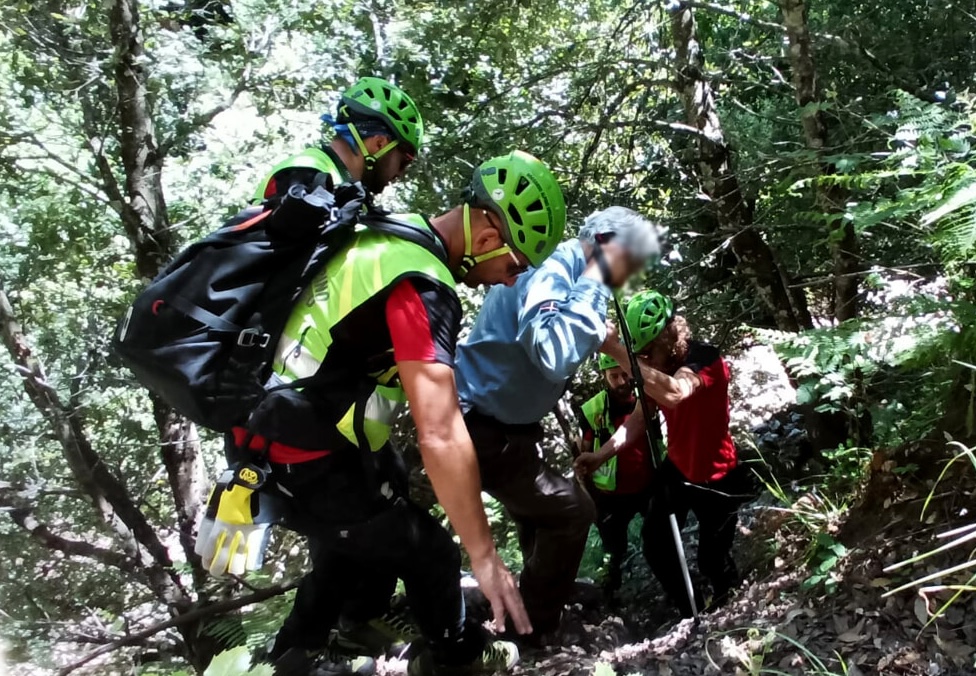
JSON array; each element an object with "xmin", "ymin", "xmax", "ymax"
[{"xmin": 456, "ymin": 206, "xmax": 660, "ymax": 642}]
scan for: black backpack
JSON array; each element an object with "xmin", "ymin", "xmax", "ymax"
[{"xmin": 112, "ymin": 179, "xmax": 447, "ymax": 432}]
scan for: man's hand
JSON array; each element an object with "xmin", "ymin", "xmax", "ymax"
[
  {"xmin": 599, "ymin": 319, "xmax": 620, "ymax": 355},
  {"xmin": 471, "ymin": 550, "xmax": 533, "ymax": 634},
  {"xmin": 574, "ymin": 451, "xmax": 609, "ymax": 478}
]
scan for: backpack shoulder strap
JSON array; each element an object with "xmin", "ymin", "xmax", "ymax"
[{"xmin": 360, "ymin": 213, "xmax": 450, "ymax": 267}]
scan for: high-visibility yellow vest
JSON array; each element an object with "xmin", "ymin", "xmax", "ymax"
[
  {"xmin": 272, "ymin": 214, "xmax": 456, "ymax": 452},
  {"xmin": 581, "ymin": 390, "xmax": 619, "ymax": 491},
  {"xmin": 253, "ymin": 147, "xmax": 350, "ymax": 203}
]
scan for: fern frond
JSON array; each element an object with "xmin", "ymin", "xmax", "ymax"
[
  {"xmin": 204, "ymin": 615, "xmax": 247, "ymax": 649},
  {"xmin": 922, "ymin": 171, "xmax": 976, "ymax": 260}
]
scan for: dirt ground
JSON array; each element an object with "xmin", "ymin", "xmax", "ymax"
[{"xmin": 382, "ymin": 448, "xmax": 976, "ymax": 676}]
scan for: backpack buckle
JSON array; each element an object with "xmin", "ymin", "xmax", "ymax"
[{"xmin": 237, "ymin": 329, "xmax": 271, "ymax": 348}]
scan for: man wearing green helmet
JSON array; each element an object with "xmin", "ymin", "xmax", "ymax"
[
  {"xmin": 237, "ymin": 150, "xmax": 566, "ymax": 676},
  {"xmin": 455, "ymin": 206, "xmax": 660, "ymax": 642},
  {"xmin": 589, "ymin": 291, "xmax": 751, "ymax": 617},
  {"xmin": 253, "ymin": 76, "xmax": 423, "ymax": 203},
  {"xmin": 573, "ymin": 352, "xmax": 663, "ymax": 596}
]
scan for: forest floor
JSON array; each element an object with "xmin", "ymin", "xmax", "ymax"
[{"xmin": 380, "ymin": 442, "xmax": 976, "ymax": 676}]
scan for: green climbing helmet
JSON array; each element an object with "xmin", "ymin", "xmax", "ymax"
[
  {"xmin": 468, "ymin": 150, "xmax": 566, "ymax": 267},
  {"xmin": 340, "ymin": 76, "xmax": 424, "ymax": 154},
  {"xmin": 598, "ymin": 353, "xmax": 619, "ymax": 371},
  {"xmin": 625, "ymin": 290, "xmax": 675, "ymax": 353}
]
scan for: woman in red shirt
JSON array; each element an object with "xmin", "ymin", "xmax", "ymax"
[{"xmin": 579, "ymin": 291, "xmax": 751, "ymax": 617}]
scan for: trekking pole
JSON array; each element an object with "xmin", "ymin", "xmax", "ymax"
[{"xmin": 611, "ymin": 292, "xmax": 699, "ymax": 621}]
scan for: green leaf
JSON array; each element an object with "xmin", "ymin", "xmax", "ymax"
[
  {"xmin": 796, "ymin": 382, "xmax": 818, "ymax": 405},
  {"xmin": 817, "ymin": 555, "xmax": 838, "ymax": 573},
  {"xmin": 922, "ymin": 180, "xmax": 976, "ymax": 227},
  {"xmin": 204, "ymin": 647, "xmax": 271, "ymax": 676}
]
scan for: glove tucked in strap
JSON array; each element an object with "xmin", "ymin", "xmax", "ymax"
[{"xmin": 195, "ymin": 461, "xmax": 286, "ymax": 577}]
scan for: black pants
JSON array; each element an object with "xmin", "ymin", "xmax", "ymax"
[
  {"xmin": 591, "ymin": 488, "xmax": 652, "ymax": 574},
  {"xmin": 464, "ymin": 409, "xmax": 597, "ymax": 634},
  {"xmin": 268, "ymin": 446, "xmax": 482, "ymax": 664},
  {"xmin": 642, "ymin": 458, "xmax": 750, "ymax": 617}
]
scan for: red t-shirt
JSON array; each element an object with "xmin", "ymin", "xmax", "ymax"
[
  {"xmin": 659, "ymin": 341, "xmax": 737, "ymax": 483},
  {"xmin": 580, "ymin": 394, "xmax": 656, "ymax": 494}
]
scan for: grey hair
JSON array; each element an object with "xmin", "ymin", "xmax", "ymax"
[{"xmin": 578, "ymin": 206, "xmax": 660, "ymax": 263}]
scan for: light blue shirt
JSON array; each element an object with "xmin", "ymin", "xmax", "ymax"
[{"xmin": 456, "ymin": 240, "xmax": 611, "ymax": 424}]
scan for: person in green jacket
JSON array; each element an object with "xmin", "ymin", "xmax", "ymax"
[
  {"xmin": 576, "ymin": 353, "xmax": 663, "ymax": 595},
  {"xmin": 253, "ymin": 76, "xmax": 423, "ymax": 203},
  {"xmin": 198, "ymin": 150, "xmax": 567, "ymax": 676}
]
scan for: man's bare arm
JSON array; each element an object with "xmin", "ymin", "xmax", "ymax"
[
  {"xmin": 636, "ymin": 361, "xmax": 702, "ymax": 408},
  {"xmin": 398, "ymin": 359, "xmax": 531, "ymax": 634}
]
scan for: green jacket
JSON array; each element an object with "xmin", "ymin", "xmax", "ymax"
[
  {"xmin": 253, "ymin": 146, "xmax": 351, "ymax": 203},
  {"xmin": 581, "ymin": 390, "xmax": 620, "ymax": 491}
]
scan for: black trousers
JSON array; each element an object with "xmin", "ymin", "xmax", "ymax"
[
  {"xmin": 591, "ymin": 488, "xmax": 652, "ymax": 572},
  {"xmin": 642, "ymin": 458, "xmax": 751, "ymax": 617},
  {"xmin": 464, "ymin": 409, "xmax": 597, "ymax": 634},
  {"xmin": 267, "ymin": 446, "xmax": 481, "ymax": 663}
]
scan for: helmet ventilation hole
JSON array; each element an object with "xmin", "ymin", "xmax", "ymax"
[{"xmin": 507, "ymin": 203, "xmax": 524, "ymax": 226}]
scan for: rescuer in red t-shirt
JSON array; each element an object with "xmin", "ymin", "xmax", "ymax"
[{"xmin": 576, "ymin": 291, "xmax": 752, "ymax": 617}]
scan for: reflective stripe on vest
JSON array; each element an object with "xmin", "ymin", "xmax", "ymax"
[
  {"xmin": 252, "ymin": 147, "xmax": 346, "ymax": 203},
  {"xmin": 581, "ymin": 390, "xmax": 618, "ymax": 492},
  {"xmin": 273, "ymin": 214, "xmax": 454, "ymax": 452}
]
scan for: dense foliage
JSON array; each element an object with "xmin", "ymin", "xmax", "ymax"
[{"xmin": 2, "ymin": 0, "xmax": 976, "ymax": 673}]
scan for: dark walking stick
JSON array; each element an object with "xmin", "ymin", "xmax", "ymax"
[{"xmin": 611, "ymin": 292, "xmax": 699, "ymax": 621}]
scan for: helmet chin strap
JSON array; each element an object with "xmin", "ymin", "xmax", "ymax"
[
  {"xmin": 455, "ymin": 204, "xmax": 513, "ymax": 280},
  {"xmin": 347, "ymin": 120, "xmax": 398, "ymax": 169}
]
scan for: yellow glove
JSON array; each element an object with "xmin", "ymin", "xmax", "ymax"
[{"xmin": 194, "ymin": 462, "xmax": 283, "ymax": 577}]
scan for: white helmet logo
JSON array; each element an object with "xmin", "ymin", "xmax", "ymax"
[
  {"xmin": 491, "ymin": 188, "xmax": 505, "ymax": 201},
  {"xmin": 371, "ymin": 101, "xmax": 382, "ymax": 110}
]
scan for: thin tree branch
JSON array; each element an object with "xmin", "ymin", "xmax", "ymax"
[
  {"xmin": 0, "ymin": 287, "xmax": 190, "ymax": 602},
  {"xmin": 684, "ymin": 0, "xmax": 848, "ymax": 45},
  {"xmin": 7, "ymin": 156, "xmax": 116, "ymax": 210},
  {"xmin": 158, "ymin": 66, "xmax": 251, "ymax": 158},
  {"xmin": 0, "ymin": 483, "xmax": 135, "ymax": 572},
  {"xmin": 57, "ymin": 582, "xmax": 299, "ymax": 676},
  {"xmin": 5, "ymin": 134, "xmax": 111, "ymax": 205}
]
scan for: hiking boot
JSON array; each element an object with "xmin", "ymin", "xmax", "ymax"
[
  {"xmin": 271, "ymin": 645, "xmax": 376, "ymax": 676},
  {"xmin": 334, "ymin": 605, "xmax": 421, "ymax": 657},
  {"xmin": 407, "ymin": 639, "xmax": 519, "ymax": 676}
]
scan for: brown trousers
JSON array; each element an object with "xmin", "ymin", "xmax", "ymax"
[{"xmin": 464, "ymin": 409, "xmax": 597, "ymax": 634}]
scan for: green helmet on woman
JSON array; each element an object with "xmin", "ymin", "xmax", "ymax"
[
  {"xmin": 624, "ymin": 290, "xmax": 675, "ymax": 353},
  {"xmin": 457, "ymin": 150, "xmax": 566, "ymax": 274}
]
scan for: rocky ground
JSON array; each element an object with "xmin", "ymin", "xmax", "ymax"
[
  {"xmin": 422, "ymin": 448, "xmax": 974, "ymax": 676},
  {"xmin": 375, "ymin": 346, "xmax": 976, "ymax": 675}
]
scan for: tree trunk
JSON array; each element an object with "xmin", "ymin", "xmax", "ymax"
[
  {"xmin": 780, "ymin": 0, "xmax": 860, "ymax": 322},
  {"xmin": 154, "ymin": 403, "xmax": 208, "ymax": 571},
  {"xmin": 669, "ymin": 2, "xmax": 812, "ymax": 331},
  {"xmin": 109, "ymin": 0, "xmax": 172, "ymax": 279},
  {"xmin": 108, "ymin": 0, "xmax": 207, "ymax": 572}
]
